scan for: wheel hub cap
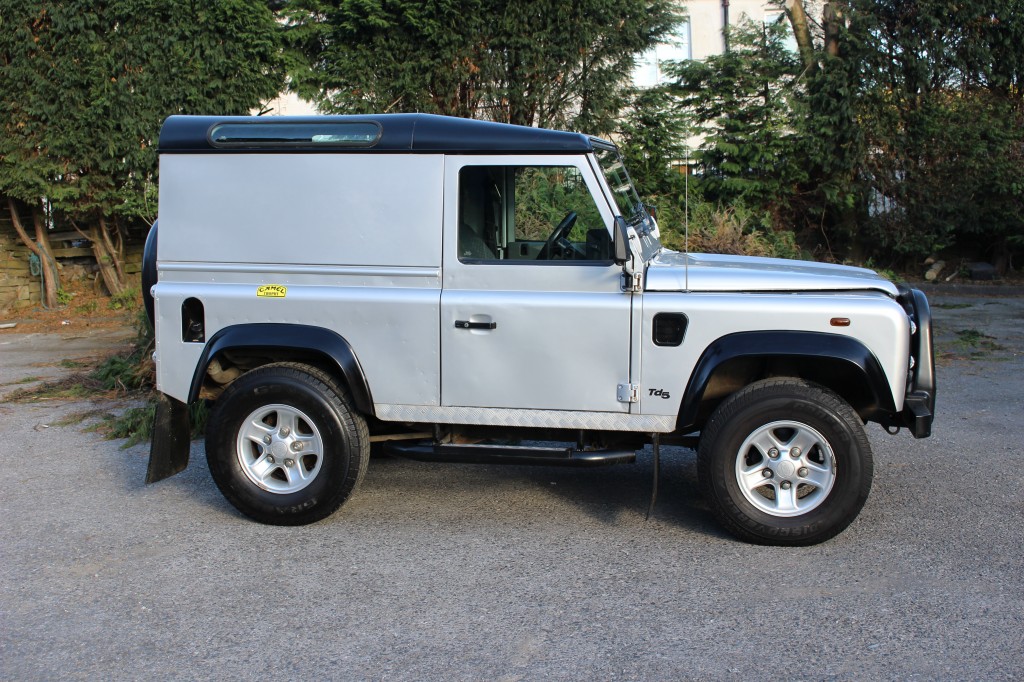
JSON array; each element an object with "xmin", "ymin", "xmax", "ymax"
[
  {"xmin": 735, "ymin": 420, "xmax": 837, "ymax": 517},
  {"xmin": 236, "ymin": 404, "xmax": 324, "ymax": 494}
]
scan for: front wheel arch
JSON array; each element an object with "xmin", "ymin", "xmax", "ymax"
[{"xmin": 678, "ymin": 331, "xmax": 896, "ymax": 431}]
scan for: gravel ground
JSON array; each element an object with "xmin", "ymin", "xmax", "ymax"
[{"xmin": 1, "ymin": 294, "xmax": 1022, "ymax": 681}]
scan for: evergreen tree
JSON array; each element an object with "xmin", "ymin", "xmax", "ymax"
[
  {"xmin": 0, "ymin": 1, "xmax": 284, "ymax": 296},
  {"xmin": 846, "ymin": 0, "xmax": 1024, "ymax": 266},
  {"xmin": 282, "ymin": 0, "xmax": 680, "ymax": 133},
  {"xmin": 616, "ymin": 86, "xmax": 689, "ymax": 200},
  {"xmin": 781, "ymin": 0, "xmax": 1023, "ymax": 266},
  {"xmin": 667, "ymin": 19, "xmax": 806, "ymax": 222}
]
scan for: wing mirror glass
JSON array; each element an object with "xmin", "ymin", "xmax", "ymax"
[{"xmin": 614, "ymin": 216, "xmax": 630, "ymax": 265}]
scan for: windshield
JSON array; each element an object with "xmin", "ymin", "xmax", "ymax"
[
  {"xmin": 594, "ymin": 145, "xmax": 646, "ymax": 225},
  {"xmin": 593, "ymin": 143, "xmax": 662, "ymax": 263}
]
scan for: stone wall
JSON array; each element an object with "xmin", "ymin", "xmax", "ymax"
[
  {"xmin": 0, "ymin": 202, "xmax": 38, "ymax": 312},
  {"xmin": 0, "ymin": 199, "xmax": 146, "ymax": 315}
]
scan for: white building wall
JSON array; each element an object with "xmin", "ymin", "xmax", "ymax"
[
  {"xmin": 260, "ymin": 91, "xmax": 319, "ymax": 117},
  {"xmin": 634, "ymin": 0, "xmax": 818, "ymax": 85},
  {"xmin": 632, "ymin": 1, "xmax": 820, "ymax": 153}
]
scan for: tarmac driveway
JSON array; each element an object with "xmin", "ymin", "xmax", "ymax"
[{"xmin": 1, "ymin": 293, "xmax": 1022, "ymax": 680}]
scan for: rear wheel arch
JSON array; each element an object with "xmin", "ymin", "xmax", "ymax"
[{"xmin": 189, "ymin": 324, "xmax": 375, "ymax": 416}]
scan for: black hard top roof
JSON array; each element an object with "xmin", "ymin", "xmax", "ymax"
[{"xmin": 159, "ymin": 113, "xmax": 605, "ymax": 154}]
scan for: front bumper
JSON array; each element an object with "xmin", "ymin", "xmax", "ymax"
[{"xmin": 897, "ymin": 287, "xmax": 936, "ymax": 438}]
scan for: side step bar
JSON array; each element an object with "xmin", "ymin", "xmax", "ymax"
[{"xmin": 384, "ymin": 442, "xmax": 636, "ymax": 467}]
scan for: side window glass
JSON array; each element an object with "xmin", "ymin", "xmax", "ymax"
[{"xmin": 458, "ymin": 165, "xmax": 612, "ymax": 263}]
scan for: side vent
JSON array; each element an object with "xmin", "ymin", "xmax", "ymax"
[
  {"xmin": 653, "ymin": 313, "xmax": 687, "ymax": 347},
  {"xmin": 181, "ymin": 298, "xmax": 206, "ymax": 343}
]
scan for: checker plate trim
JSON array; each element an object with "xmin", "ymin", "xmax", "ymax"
[{"xmin": 374, "ymin": 404, "xmax": 675, "ymax": 432}]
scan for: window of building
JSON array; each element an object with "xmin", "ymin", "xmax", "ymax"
[
  {"xmin": 764, "ymin": 10, "xmax": 800, "ymax": 54},
  {"xmin": 633, "ymin": 19, "xmax": 692, "ymax": 88}
]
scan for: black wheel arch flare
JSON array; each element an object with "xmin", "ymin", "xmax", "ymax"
[
  {"xmin": 678, "ymin": 331, "xmax": 896, "ymax": 431},
  {"xmin": 188, "ymin": 323, "xmax": 375, "ymax": 415}
]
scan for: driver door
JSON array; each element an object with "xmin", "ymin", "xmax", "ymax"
[{"xmin": 440, "ymin": 156, "xmax": 632, "ymax": 413}]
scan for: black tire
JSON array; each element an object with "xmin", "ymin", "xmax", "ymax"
[
  {"xmin": 697, "ymin": 378, "xmax": 873, "ymax": 546},
  {"xmin": 141, "ymin": 222, "xmax": 158, "ymax": 327},
  {"xmin": 205, "ymin": 362, "xmax": 369, "ymax": 525}
]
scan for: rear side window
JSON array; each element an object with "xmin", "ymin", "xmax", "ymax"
[{"xmin": 208, "ymin": 122, "xmax": 381, "ymax": 148}]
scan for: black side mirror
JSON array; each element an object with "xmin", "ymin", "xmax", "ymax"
[{"xmin": 613, "ymin": 216, "xmax": 630, "ymax": 265}]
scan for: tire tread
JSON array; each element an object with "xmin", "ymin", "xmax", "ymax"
[
  {"xmin": 697, "ymin": 378, "xmax": 873, "ymax": 546},
  {"xmin": 206, "ymin": 361, "xmax": 369, "ymax": 525}
]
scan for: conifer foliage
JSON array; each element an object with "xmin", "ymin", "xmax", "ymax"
[
  {"xmin": 661, "ymin": 1, "xmax": 1023, "ymax": 268},
  {"xmin": 282, "ymin": 0, "xmax": 679, "ymax": 133},
  {"xmin": 0, "ymin": 1, "xmax": 284, "ymax": 297}
]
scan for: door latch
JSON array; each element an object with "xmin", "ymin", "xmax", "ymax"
[{"xmin": 455, "ymin": 320, "xmax": 497, "ymax": 330}]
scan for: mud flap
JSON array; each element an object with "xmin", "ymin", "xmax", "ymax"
[{"xmin": 146, "ymin": 393, "xmax": 191, "ymax": 483}]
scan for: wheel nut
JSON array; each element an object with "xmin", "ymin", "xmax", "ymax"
[
  {"xmin": 268, "ymin": 455, "xmax": 275, "ymax": 464},
  {"xmin": 263, "ymin": 435, "xmax": 272, "ymax": 444},
  {"xmin": 291, "ymin": 441, "xmax": 303, "ymax": 452},
  {"xmin": 768, "ymin": 448, "xmax": 780, "ymax": 459},
  {"xmin": 798, "ymin": 467, "xmax": 809, "ymax": 477},
  {"xmin": 762, "ymin": 469, "xmax": 773, "ymax": 478},
  {"xmin": 781, "ymin": 480, "xmax": 792, "ymax": 490},
  {"xmin": 284, "ymin": 458, "xmax": 295, "ymax": 468},
  {"xmin": 790, "ymin": 447, "xmax": 801, "ymax": 458},
  {"xmin": 280, "ymin": 426, "xmax": 290, "ymax": 437}
]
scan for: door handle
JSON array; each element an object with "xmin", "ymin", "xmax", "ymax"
[{"xmin": 455, "ymin": 320, "xmax": 497, "ymax": 330}]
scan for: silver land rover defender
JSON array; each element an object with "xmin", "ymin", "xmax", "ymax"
[{"xmin": 144, "ymin": 114, "xmax": 935, "ymax": 545}]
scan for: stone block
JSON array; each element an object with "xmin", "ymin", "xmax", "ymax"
[{"xmin": 969, "ymin": 262, "xmax": 996, "ymax": 281}]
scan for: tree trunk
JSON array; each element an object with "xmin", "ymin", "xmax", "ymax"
[
  {"xmin": 89, "ymin": 218, "xmax": 125, "ymax": 296},
  {"xmin": 100, "ymin": 216, "xmax": 127, "ymax": 283},
  {"xmin": 991, "ymin": 236, "xmax": 1010, "ymax": 275},
  {"xmin": 823, "ymin": 2, "xmax": 842, "ymax": 58},
  {"xmin": 7, "ymin": 197, "xmax": 60, "ymax": 308},
  {"xmin": 785, "ymin": 0, "xmax": 817, "ymax": 74},
  {"xmin": 32, "ymin": 205, "xmax": 63, "ymax": 305}
]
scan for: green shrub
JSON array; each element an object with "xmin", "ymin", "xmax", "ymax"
[
  {"xmin": 658, "ymin": 199, "xmax": 803, "ymax": 260},
  {"xmin": 104, "ymin": 399, "xmax": 208, "ymax": 448},
  {"xmin": 108, "ymin": 286, "xmax": 141, "ymax": 311}
]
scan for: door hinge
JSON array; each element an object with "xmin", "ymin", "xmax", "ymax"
[
  {"xmin": 617, "ymin": 383, "xmax": 640, "ymax": 403},
  {"xmin": 621, "ymin": 271, "xmax": 643, "ymax": 293}
]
